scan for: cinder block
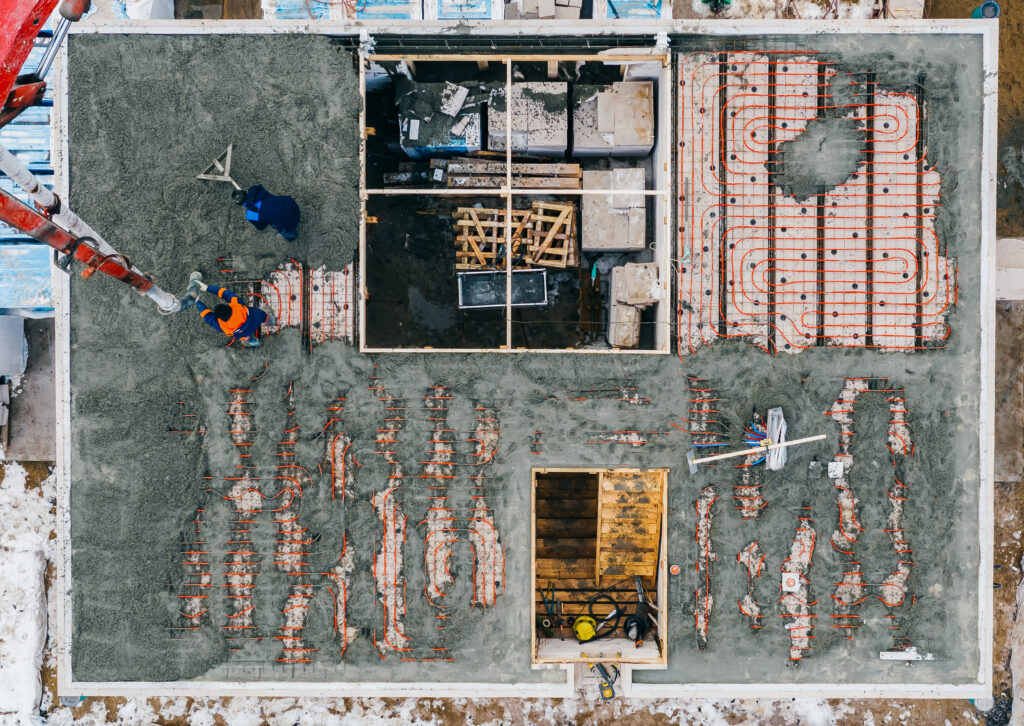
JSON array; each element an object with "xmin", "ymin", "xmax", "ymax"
[
  {"xmin": 572, "ymin": 82, "xmax": 654, "ymax": 157},
  {"xmin": 581, "ymin": 168, "xmax": 645, "ymax": 252}
]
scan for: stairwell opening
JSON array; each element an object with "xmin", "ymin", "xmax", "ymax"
[{"xmin": 531, "ymin": 467, "xmax": 668, "ymax": 665}]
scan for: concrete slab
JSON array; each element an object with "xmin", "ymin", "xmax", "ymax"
[{"xmin": 57, "ymin": 26, "xmax": 995, "ymax": 701}]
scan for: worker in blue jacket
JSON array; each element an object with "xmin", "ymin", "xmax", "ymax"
[
  {"xmin": 232, "ymin": 185, "xmax": 301, "ymax": 240},
  {"xmin": 186, "ymin": 274, "xmax": 268, "ymax": 347}
]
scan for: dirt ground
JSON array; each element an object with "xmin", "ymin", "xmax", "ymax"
[{"xmin": 926, "ymin": 0, "xmax": 1024, "ymax": 238}]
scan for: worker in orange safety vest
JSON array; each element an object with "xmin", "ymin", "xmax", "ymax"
[{"xmin": 184, "ymin": 272, "xmax": 268, "ymax": 347}]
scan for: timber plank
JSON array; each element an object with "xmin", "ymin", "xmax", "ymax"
[
  {"xmin": 447, "ymin": 161, "xmax": 582, "ymax": 176},
  {"xmin": 535, "ymin": 577, "xmax": 654, "ymax": 592},
  {"xmin": 602, "ymin": 533, "xmax": 660, "ymax": 550},
  {"xmin": 599, "ymin": 563, "xmax": 658, "ymax": 577},
  {"xmin": 536, "ymin": 518, "xmax": 595, "ymax": 537},
  {"xmin": 449, "ymin": 175, "xmax": 580, "ymax": 189},
  {"xmin": 599, "ymin": 519, "xmax": 660, "ymax": 535},
  {"xmin": 536, "ymin": 499, "xmax": 596, "ymax": 519},
  {"xmin": 536, "ymin": 558, "xmax": 595, "ymax": 578},
  {"xmin": 599, "ymin": 490, "xmax": 655, "ymax": 506},
  {"xmin": 536, "ymin": 537, "xmax": 596, "ymax": 559},
  {"xmin": 602, "ymin": 551, "xmax": 655, "ymax": 565},
  {"xmin": 602, "ymin": 471, "xmax": 663, "ymax": 492},
  {"xmin": 599, "ymin": 503, "xmax": 660, "ymax": 519},
  {"xmin": 535, "ymin": 477, "xmax": 598, "ymax": 499}
]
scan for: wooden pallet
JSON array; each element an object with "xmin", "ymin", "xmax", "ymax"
[
  {"xmin": 452, "ymin": 207, "xmax": 533, "ymax": 270},
  {"xmin": 595, "ymin": 471, "xmax": 663, "ymax": 583},
  {"xmin": 527, "ymin": 201, "xmax": 578, "ymax": 269}
]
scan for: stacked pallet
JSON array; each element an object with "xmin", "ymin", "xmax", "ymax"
[
  {"xmin": 453, "ymin": 208, "xmax": 533, "ymax": 270},
  {"xmin": 527, "ymin": 201, "xmax": 578, "ymax": 268},
  {"xmin": 452, "ymin": 200, "xmax": 578, "ymax": 270}
]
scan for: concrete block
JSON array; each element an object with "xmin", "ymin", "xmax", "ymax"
[
  {"xmin": 572, "ymin": 82, "xmax": 654, "ymax": 157},
  {"xmin": 538, "ymin": 0, "xmax": 555, "ymax": 16},
  {"xmin": 609, "ymin": 302, "xmax": 640, "ymax": 348},
  {"xmin": 439, "ymin": 82, "xmax": 469, "ymax": 116},
  {"xmin": 0, "ymin": 316, "xmax": 26, "ymax": 377},
  {"xmin": 612, "ymin": 262, "xmax": 660, "ymax": 306},
  {"xmin": 608, "ymin": 262, "xmax": 661, "ymax": 348},
  {"xmin": 488, "ymin": 83, "xmax": 567, "ymax": 155},
  {"xmin": 396, "ymin": 79, "xmax": 486, "ymax": 158},
  {"xmin": 997, "ymin": 238, "xmax": 1024, "ymax": 300},
  {"xmin": 3, "ymin": 319, "xmax": 55, "ymax": 461},
  {"xmin": 582, "ymin": 168, "xmax": 646, "ymax": 252},
  {"xmin": 886, "ymin": 0, "xmax": 924, "ymax": 17}
]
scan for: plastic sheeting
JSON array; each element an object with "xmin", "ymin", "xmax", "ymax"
[
  {"xmin": 0, "ymin": 316, "xmax": 27, "ymax": 376},
  {"xmin": 766, "ymin": 406, "xmax": 787, "ymax": 471}
]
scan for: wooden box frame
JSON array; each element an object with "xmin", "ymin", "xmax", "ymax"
[
  {"xmin": 358, "ymin": 51, "xmax": 673, "ymax": 354},
  {"xmin": 530, "ymin": 467, "xmax": 668, "ymax": 665}
]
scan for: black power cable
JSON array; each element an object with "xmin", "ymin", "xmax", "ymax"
[{"xmin": 586, "ymin": 593, "xmax": 621, "ymax": 641}]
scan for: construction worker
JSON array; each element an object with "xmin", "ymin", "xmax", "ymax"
[
  {"xmin": 185, "ymin": 273, "xmax": 267, "ymax": 347},
  {"xmin": 232, "ymin": 185, "xmax": 301, "ymax": 240}
]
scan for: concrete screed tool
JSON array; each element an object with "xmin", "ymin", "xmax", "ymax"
[{"xmin": 196, "ymin": 144, "xmax": 242, "ymax": 191}]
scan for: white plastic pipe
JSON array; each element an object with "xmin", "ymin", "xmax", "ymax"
[
  {"xmin": 690, "ymin": 433, "xmax": 827, "ymax": 466},
  {"xmin": 0, "ymin": 144, "xmax": 180, "ymax": 313}
]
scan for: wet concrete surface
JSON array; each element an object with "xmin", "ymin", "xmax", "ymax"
[{"xmin": 65, "ymin": 32, "xmax": 988, "ymax": 693}]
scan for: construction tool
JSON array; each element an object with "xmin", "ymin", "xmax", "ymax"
[
  {"xmin": 573, "ymin": 593, "xmax": 621, "ymax": 643},
  {"xmin": 196, "ymin": 144, "xmax": 242, "ymax": 191},
  {"xmin": 572, "ymin": 615, "xmax": 598, "ymax": 642},
  {"xmin": 539, "ymin": 581, "xmax": 563, "ymax": 635},
  {"xmin": 582, "ymin": 655, "xmax": 619, "ymax": 700},
  {"xmin": 686, "ymin": 433, "xmax": 826, "ymax": 475},
  {"xmin": 624, "ymin": 576, "xmax": 651, "ymax": 649}
]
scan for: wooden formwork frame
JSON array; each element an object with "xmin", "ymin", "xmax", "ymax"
[
  {"xmin": 359, "ymin": 50, "xmax": 673, "ymax": 354},
  {"xmin": 530, "ymin": 467, "xmax": 669, "ymax": 666}
]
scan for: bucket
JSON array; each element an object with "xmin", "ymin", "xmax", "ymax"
[{"xmin": 971, "ymin": 0, "xmax": 1000, "ymax": 17}]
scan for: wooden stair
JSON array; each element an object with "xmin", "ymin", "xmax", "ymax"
[
  {"xmin": 535, "ymin": 472, "xmax": 597, "ymax": 591},
  {"xmin": 595, "ymin": 471, "xmax": 664, "ymax": 583}
]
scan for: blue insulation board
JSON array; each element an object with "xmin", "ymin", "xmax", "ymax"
[
  {"xmin": 0, "ymin": 39, "xmax": 55, "ymax": 313},
  {"xmin": 0, "ymin": 245, "xmax": 52, "ymax": 314},
  {"xmin": 268, "ymin": 0, "xmax": 332, "ymax": 19},
  {"xmin": 606, "ymin": 0, "xmax": 661, "ymax": 16},
  {"xmin": 267, "ymin": 0, "xmax": 414, "ymax": 18},
  {"xmin": 356, "ymin": 0, "xmax": 416, "ymax": 19},
  {"xmin": 437, "ymin": 0, "xmax": 492, "ymax": 19}
]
